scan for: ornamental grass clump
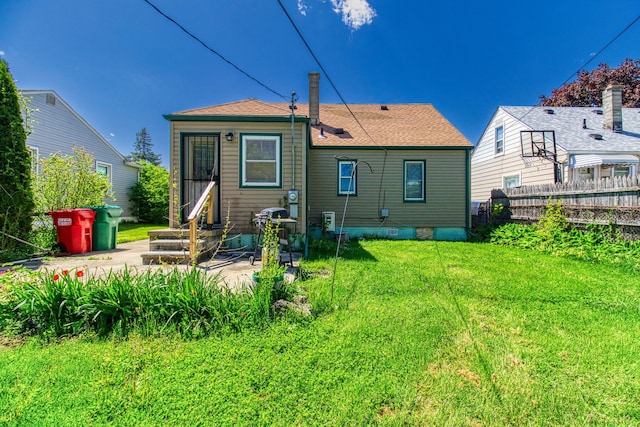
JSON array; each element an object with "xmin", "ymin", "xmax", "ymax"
[{"xmin": 1, "ymin": 265, "xmax": 298, "ymax": 340}]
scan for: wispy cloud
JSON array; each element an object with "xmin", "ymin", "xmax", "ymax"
[
  {"xmin": 297, "ymin": 0, "xmax": 308, "ymax": 16},
  {"xmin": 330, "ymin": 0, "xmax": 376, "ymax": 30},
  {"xmin": 0, "ymin": 51, "xmax": 5, "ymax": 56}
]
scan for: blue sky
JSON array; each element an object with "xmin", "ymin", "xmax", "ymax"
[{"xmin": 2, "ymin": 0, "xmax": 639, "ymax": 166}]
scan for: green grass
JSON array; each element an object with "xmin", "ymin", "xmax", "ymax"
[
  {"xmin": 116, "ymin": 223, "xmax": 167, "ymax": 243},
  {"xmin": 1, "ymin": 240, "xmax": 639, "ymax": 425}
]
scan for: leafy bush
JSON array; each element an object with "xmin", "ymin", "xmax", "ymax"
[
  {"xmin": 129, "ymin": 162, "xmax": 169, "ymax": 224},
  {"xmin": 33, "ymin": 147, "xmax": 113, "ymax": 212}
]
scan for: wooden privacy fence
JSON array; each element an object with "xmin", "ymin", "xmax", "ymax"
[{"xmin": 490, "ymin": 176, "xmax": 640, "ymax": 229}]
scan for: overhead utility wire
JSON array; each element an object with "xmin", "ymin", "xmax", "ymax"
[
  {"xmin": 518, "ymin": 13, "xmax": 640, "ymax": 123},
  {"xmin": 275, "ymin": 0, "xmax": 390, "ymax": 213},
  {"xmin": 275, "ymin": 0, "xmax": 384, "ymax": 148},
  {"xmin": 142, "ymin": 0, "xmax": 289, "ymax": 101}
]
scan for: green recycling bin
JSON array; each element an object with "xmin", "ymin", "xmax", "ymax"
[{"xmin": 90, "ymin": 205, "xmax": 123, "ymax": 251}]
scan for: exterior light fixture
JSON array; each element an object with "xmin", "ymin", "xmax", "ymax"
[{"xmin": 225, "ymin": 132, "xmax": 235, "ymax": 142}]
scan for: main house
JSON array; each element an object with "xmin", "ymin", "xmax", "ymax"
[
  {"xmin": 22, "ymin": 90, "xmax": 141, "ymax": 220},
  {"xmin": 471, "ymin": 85, "xmax": 640, "ymax": 201},
  {"xmin": 164, "ymin": 72, "xmax": 473, "ymax": 248}
]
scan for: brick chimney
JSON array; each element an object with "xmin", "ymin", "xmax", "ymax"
[
  {"xmin": 308, "ymin": 72, "xmax": 320, "ymax": 125},
  {"xmin": 602, "ymin": 84, "xmax": 623, "ymax": 132}
]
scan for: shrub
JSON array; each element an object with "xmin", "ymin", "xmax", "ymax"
[
  {"xmin": 33, "ymin": 147, "xmax": 113, "ymax": 212},
  {"xmin": 129, "ymin": 162, "xmax": 169, "ymax": 223}
]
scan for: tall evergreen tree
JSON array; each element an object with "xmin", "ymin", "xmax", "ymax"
[
  {"xmin": 0, "ymin": 59, "xmax": 34, "ymax": 251},
  {"xmin": 131, "ymin": 127, "xmax": 161, "ymax": 165}
]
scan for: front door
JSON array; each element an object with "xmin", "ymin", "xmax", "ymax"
[{"xmin": 181, "ymin": 134, "xmax": 220, "ymax": 224}]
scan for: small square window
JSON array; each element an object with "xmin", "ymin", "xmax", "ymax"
[
  {"xmin": 240, "ymin": 135, "xmax": 281, "ymax": 187},
  {"xmin": 502, "ymin": 173, "xmax": 520, "ymax": 188},
  {"xmin": 96, "ymin": 162, "xmax": 112, "ymax": 183}
]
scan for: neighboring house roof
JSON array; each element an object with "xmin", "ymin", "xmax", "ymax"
[
  {"xmin": 500, "ymin": 106, "xmax": 640, "ymax": 154},
  {"xmin": 167, "ymin": 99, "xmax": 472, "ymax": 148},
  {"xmin": 21, "ymin": 90, "xmax": 141, "ymax": 168}
]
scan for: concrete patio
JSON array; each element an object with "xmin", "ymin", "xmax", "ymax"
[{"xmin": 10, "ymin": 239, "xmax": 300, "ymax": 290}]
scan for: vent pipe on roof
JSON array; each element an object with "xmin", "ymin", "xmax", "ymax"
[
  {"xmin": 603, "ymin": 84, "xmax": 623, "ymax": 132},
  {"xmin": 308, "ymin": 72, "xmax": 320, "ymax": 125}
]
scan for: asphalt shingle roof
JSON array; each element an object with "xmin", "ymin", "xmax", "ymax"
[
  {"xmin": 501, "ymin": 106, "xmax": 640, "ymax": 153},
  {"xmin": 171, "ymin": 99, "xmax": 472, "ymax": 148}
]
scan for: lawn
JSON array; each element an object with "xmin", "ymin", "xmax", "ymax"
[
  {"xmin": 117, "ymin": 222, "xmax": 167, "ymax": 243},
  {"xmin": 1, "ymin": 240, "xmax": 639, "ymax": 425}
]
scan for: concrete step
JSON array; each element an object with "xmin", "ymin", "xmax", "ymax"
[
  {"xmin": 149, "ymin": 238, "xmax": 206, "ymax": 252},
  {"xmin": 148, "ymin": 228, "xmax": 223, "ymax": 240},
  {"xmin": 141, "ymin": 250, "xmax": 191, "ymax": 265}
]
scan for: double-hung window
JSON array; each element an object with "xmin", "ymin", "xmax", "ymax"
[
  {"xmin": 240, "ymin": 134, "xmax": 281, "ymax": 187},
  {"xmin": 404, "ymin": 160, "xmax": 425, "ymax": 202},
  {"xmin": 338, "ymin": 159, "xmax": 356, "ymax": 195},
  {"xmin": 495, "ymin": 125, "xmax": 504, "ymax": 155}
]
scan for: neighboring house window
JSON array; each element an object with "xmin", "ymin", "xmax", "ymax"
[
  {"xmin": 502, "ymin": 173, "xmax": 520, "ymax": 188},
  {"xmin": 612, "ymin": 166, "xmax": 631, "ymax": 177},
  {"xmin": 577, "ymin": 167, "xmax": 594, "ymax": 181},
  {"xmin": 96, "ymin": 162, "xmax": 112, "ymax": 183},
  {"xmin": 240, "ymin": 134, "xmax": 281, "ymax": 187},
  {"xmin": 28, "ymin": 146, "xmax": 38, "ymax": 175},
  {"xmin": 338, "ymin": 159, "xmax": 357, "ymax": 195},
  {"xmin": 404, "ymin": 160, "xmax": 425, "ymax": 202},
  {"xmin": 495, "ymin": 125, "xmax": 504, "ymax": 155}
]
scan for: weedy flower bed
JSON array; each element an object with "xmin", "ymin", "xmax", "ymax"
[{"xmin": 0, "ymin": 266, "xmax": 299, "ymax": 340}]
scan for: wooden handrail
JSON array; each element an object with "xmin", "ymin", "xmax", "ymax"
[{"xmin": 187, "ymin": 181, "xmax": 216, "ymax": 261}]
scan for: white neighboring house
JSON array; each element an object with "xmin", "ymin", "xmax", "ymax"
[
  {"xmin": 22, "ymin": 90, "xmax": 141, "ymax": 220},
  {"xmin": 471, "ymin": 85, "xmax": 640, "ymax": 201}
]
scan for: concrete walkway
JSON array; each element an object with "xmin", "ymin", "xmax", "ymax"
[{"xmin": 11, "ymin": 240, "xmax": 299, "ymax": 290}]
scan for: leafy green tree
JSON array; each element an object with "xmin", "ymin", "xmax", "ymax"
[
  {"xmin": 129, "ymin": 162, "xmax": 169, "ymax": 223},
  {"xmin": 34, "ymin": 147, "xmax": 114, "ymax": 212},
  {"xmin": 0, "ymin": 59, "xmax": 34, "ymax": 252},
  {"xmin": 540, "ymin": 58, "xmax": 640, "ymax": 107},
  {"xmin": 131, "ymin": 128, "xmax": 161, "ymax": 166}
]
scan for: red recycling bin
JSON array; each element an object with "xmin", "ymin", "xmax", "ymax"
[{"xmin": 48, "ymin": 209, "xmax": 96, "ymax": 254}]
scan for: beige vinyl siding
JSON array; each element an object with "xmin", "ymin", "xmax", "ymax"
[
  {"xmin": 308, "ymin": 149, "xmax": 468, "ymax": 229},
  {"xmin": 471, "ymin": 108, "xmax": 555, "ymax": 201},
  {"xmin": 169, "ymin": 120, "xmax": 307, "ymax": 235}
]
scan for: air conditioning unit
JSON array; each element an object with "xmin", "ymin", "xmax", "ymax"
[{"xmin": 322, "ymin": 211, "xmax": 335, "ymax": 232}]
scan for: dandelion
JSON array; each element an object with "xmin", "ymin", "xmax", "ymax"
[
  {"xmin": 53, "ymin": 274, "xmax": 60, "ymax": 281},
  {"xmin": 76, "ymin": 270, "xmax": 84, "ymax": 278}
]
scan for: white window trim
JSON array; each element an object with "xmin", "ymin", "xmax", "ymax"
[
  {"xmin": 403, "ymin": 160, "xmax": 425, "ymax": 202},
  {"xmin": 338, "ymin": 159, "xmax": 357, "ymax": 195},
  {"xmin": 28, "ymin": 146, "xmax": 39, "ymax": 175},
  {"xmin": 502, "ymin": 171, "xmax": 521, "ymax": 189},
  {"xmin": 240, "ymin": 135, "xmax": 281, "ymax": 187},
  {"xmin": 96, "ymin": 161, "xmax": 113, "ymax": 183},
  {"xmin": 494, "ymin": 124, "xmax": 505, "ymax": 156}
]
